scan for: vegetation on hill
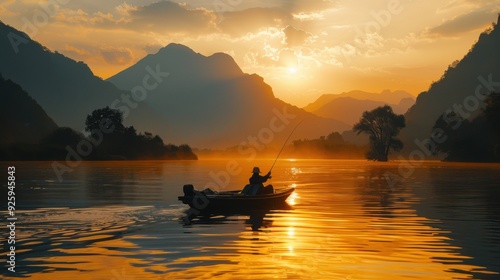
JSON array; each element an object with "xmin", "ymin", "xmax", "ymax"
[
  {"xmin": 292, "ymin": 132, "xmax": 366, "ymax": 159},
  {"xmin": 0, "ymin": 74, "xmax": 57, "ymax": 146},
  {"xmin": 402, "ymin": 19, "xmax": 500, "ymax": 152},
  {"xmin": 432, "ymin": 93, "xmax": 500, "ymax": 162},
  {"xmin": 83, "ymin": 107, "xmax": 197, "ymax": 160}
]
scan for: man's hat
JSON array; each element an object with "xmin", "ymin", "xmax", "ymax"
[{"xmin": 252, "ymin": 167, "xmax": 261, "ymax": 173}]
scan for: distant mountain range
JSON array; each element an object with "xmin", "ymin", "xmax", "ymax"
[
  {"xmin": 401, "ymin": 15, "xmax": 500, "ymax": 153},
  {"xmin": 304, "ymin": 90, "xmax": 414, "ymax": 112},
  {"xmin": 304, "ymin": 90, "xmax": 414, "ymax": 126}
]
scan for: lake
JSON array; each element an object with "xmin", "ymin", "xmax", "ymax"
[{"xmin": 1, "ymin": 159, "xmax": 500, "ymax": 279}]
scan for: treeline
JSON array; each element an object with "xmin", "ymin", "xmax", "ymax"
[
  {"xmin": 432, "ymin": 93, "xmax": 500, "ymax": 162},
  {"xmin": 292, "ymin": 132, "xmax": 366, "ymax": 159},
  {"xmin": 0, "ymin": 107, "xmax": 197, "ymax": 161}
]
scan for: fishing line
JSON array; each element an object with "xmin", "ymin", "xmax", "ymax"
[{"xmin": 269, "ymin": 118, "xmax": 305, "ymax": 173}]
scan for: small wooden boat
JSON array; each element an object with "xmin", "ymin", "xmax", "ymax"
[{"xmin": 178, "ymin": 184, "xmax": 294, "ymax": 212}]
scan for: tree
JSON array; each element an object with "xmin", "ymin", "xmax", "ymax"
[
  {"xmin": 353, "ymin": 105, "xmax": 405, "ymax": 161},
  {"xmin": 85, "ymin": 106, "xmax": 124, "ymax": 134}
]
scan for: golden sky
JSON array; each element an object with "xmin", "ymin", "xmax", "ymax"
[{"xmin": 1, "ymin": 0, "xmax": 499, "ymax": 106}]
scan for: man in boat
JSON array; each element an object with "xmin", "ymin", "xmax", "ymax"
[{"xmin": 248, "ymin": 167, "xmax": 274, "ymax": 195}]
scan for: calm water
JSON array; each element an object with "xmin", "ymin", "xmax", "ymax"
[{"xmin": 1, "ymin": 159, "xmax": 500, "ymax": 279}]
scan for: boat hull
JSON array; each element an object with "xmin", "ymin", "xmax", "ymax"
[{"xmin": 178, "ymin": 187, "xmax": 294, "ymax": 212}]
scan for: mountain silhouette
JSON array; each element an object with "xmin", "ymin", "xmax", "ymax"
[
  {"xmin": 0, "ymin": 74, "xmax": 57, "ymax": 145},
  {"xmin": 308, "ymin": 96, "xmax": 414, "ymax": 126},
  {"xmin": 0, "ymin": 21, "xmax": 168, "ymax": 139},
  {"xmin": 401, "ymin": 15, "xmax": 500, "ymax": 152},
  {"xmin": 304, "ymin": 89, "xmax": 414, "ymax": 113},
  {"xmin": 108, "ymin": 43, "xmax": 350, "ymax": 148},
  {"xmin": 0, "ymin": 21, "xmax": 122, "ymax": 130}
]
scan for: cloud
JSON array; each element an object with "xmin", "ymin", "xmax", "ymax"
[
  {"xmin": 61, "ymin": 44, "xmax": 92, "ymax": 60},
  {"xmin": 282, "ymin": 25, "xmax": 311, "ymax": 46},
  {"xmin": 293, "ymin": 12, "xmax": 325, "ymax": 21},
  {"xmin": 428, "ymin": 7, "xmax": 499, "ymax": 36},
  {"xmin": 278, "ymin": 0, "xmax": 338, "ymax": 14},
  {"xmin": 101, "ymin": 48, "xmax": 134, "ymax": 65},
  {"xmin": 143, "ymin": 43, "xmax": 163, "ymax": 54},
  {"xmin": 54, "ymin": 1, "xmax": 217, "ymax": 36},
  {"xmin": 126, "ymin": 1, "xmax": 217, "ymax": 35},
  {"xmin": 217, "ymin": 0, "xmax": 337, "ymax": 37},
  {"xmin": 219, "ymin": 7, "xmax": 291, "ymax": 36},
  {"xmin": 0, "ymin": 0, "xmax": 17, "ymax": 17}
]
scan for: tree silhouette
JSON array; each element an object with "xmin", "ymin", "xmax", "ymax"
[
  {"xmin": 80, "ymin": 107, "xmax": 198, "ymax": 160},
  {"xmin": 353, "ymin": 105, "xmax": 405, "ymax": 161},
  {"xmin": 85, "ymin": 106, "xmax": 124, "ymax": 134}
]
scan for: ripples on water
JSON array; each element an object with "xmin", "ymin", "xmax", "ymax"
[{"xmin": 2, "ymin": 160, "xmax": 500, "ymax": 279}]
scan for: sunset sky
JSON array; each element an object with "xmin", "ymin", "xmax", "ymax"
[{"xmin": 1, "ymin": 0, "xmax": 499, "ymax": 106}]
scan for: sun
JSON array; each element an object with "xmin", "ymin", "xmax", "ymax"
[{"xmin": 288, "ymin": 67, "xmax": 297, "ymax": 74}]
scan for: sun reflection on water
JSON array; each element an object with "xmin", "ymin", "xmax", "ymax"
[{"xmin": 286, "ymin": 191, "xmax": 299, "ymax": 206}]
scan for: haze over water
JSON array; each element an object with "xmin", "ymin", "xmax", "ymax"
[{"xmin": 3, "ymin": 159, "xmax": 500, "ymax": 279}]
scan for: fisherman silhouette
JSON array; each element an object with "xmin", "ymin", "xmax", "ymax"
[{"xmin": 248, "ymin": 167, "xmax": 274, "ymax": 195}]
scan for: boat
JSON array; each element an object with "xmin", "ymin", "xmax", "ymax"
[{"xmin": 178, "ymin": 184, "xmax": 295, "ymax": 212}]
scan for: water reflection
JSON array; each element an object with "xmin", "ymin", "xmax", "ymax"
[
  {"xmin": 2, "ymin": 160, "xmax": 499, "ymax": 279},
  {"xmin": 182, "ymin": 203, "xmax": 293, "ymax": 231},
  {"xmin": 414, "ymin": 162, "xmax": 500, "ymax": 279}
]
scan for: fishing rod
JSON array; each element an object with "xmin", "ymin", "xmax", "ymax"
[{"xmin": 268, "ymin": 118, "xmax": 305, "ymax": 174}]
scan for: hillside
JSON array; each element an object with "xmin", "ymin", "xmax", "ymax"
[
  {"xmin": 401, "ymin": 15, "xmax": 500, "ymax": 152},
  {"xmin": 0, "ymin": 22, "xmax": 127, "ymax": 130},
  {"xmin": 0, "ymin": 74, "xmax": 58, "ymax": 145}
]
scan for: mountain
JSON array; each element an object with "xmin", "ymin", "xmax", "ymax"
[
  {"xmin": 0, "ymin": 21, "xmax": 167, "ymax": 139},
  {"xmin": 401, "ymin": 15, "xmax": 500, "ymax": 152},
  {"xmin": 310, "ymin": 96, "xmax": 414, "ymax": 126},
  {"xmin": 0, "ymin": 74, "xmax": 58, "ymax": 145},
  {"xmin": 304, "ymin": 89, "xmax": 414, "ymax": 113},
  {"xmin": 0, "ymin": 21, "xmax": 165, "ymax": 133},
  {"xmin": 108, "ymin": 43, "xmax": 349, "ymax": 148}
]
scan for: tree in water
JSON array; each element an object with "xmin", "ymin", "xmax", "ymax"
[{"xmin": 353, "ymin": 105, "xmax": 405, "ymax": 161}]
